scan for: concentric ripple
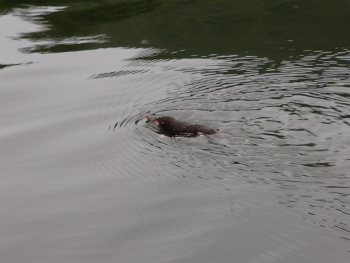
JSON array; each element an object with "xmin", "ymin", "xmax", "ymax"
[
  {"xmin": 2, "ymin": 2, "xmax": 350, "ymax": 262},
  {"xmin": 104, "ymin": 49, "xmax": 350, "ymax": 245},
  {"xmin": 2, "ymin": 44, "xmax": 349, "ymax": 263}
]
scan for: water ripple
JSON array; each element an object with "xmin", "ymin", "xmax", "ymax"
[
  {"xmin": 110, "ymin": 49, "xmax": 350, "ymax": 242},
  {"xmin": 52, "ymin": 47, "xmax": 349, "ymax": 247},
  {"xmin": 89, "ymin": 69, "xmax": 150, "ymax": 79}
]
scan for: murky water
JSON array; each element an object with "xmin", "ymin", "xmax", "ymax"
[{"xmin": 1, "ymin": 1, "xmax": 350, "ymax": 263}]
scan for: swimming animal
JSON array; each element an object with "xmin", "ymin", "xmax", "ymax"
[{"xmin": 145, "ymin": 114, "xmax": 216, "ymax": 137}]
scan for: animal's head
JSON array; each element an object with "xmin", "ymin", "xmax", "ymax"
[{"xmin": 145, "ymin": 114, "xmax": 176, "ymax": 134}]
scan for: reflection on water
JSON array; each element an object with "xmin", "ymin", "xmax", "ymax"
[
  {"xmin": 1, "ymin": 1, "xmax": 350, "ymax": 263},
  {"xmin": 1, "ymin": 0, "xmax": 349, "ymax": 57}
]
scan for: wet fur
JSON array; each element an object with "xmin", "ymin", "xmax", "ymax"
[{"xmin": 150, "ymin": 116, "xmax": 216, "ymax": 137}]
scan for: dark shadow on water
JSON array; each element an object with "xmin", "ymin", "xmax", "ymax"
[
  {"xmin": 1, "ymin": 0, "xmax": 349, "ymax": 61},
  {"xmin": 0, "ymin": 63, "xmax": 21, "ymax": 69}
]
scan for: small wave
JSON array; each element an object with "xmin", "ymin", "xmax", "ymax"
[{"xmin": 89, "ymin": 69, "xmax": 150, "ymax": 79}]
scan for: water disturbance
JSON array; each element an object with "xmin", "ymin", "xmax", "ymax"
[{"xmin": 1, "ymin": 1, "xmax": 349, "ymax": 262}]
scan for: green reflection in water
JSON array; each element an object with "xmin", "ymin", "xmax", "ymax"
[{"xmin": 1, "ymin": 0, "xmax": 349, "ymax": 59}]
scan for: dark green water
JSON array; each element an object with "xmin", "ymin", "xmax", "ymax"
[
  {"xmin": 1, "ymin": 0, "xmax": 349, "ymax": 57},
  {"xmin": 1, "ymin": 1, "xmax": 349, "ymax": 262}
]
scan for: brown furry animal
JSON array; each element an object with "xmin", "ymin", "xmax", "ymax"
[{"xmin": 145, "ymin": 114, "xmax": 216, "ymax": 136}]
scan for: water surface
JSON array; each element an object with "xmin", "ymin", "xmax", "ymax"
[{"xmin": 1, "ymin": 1, "xmax": 350, "ymax": 262}]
